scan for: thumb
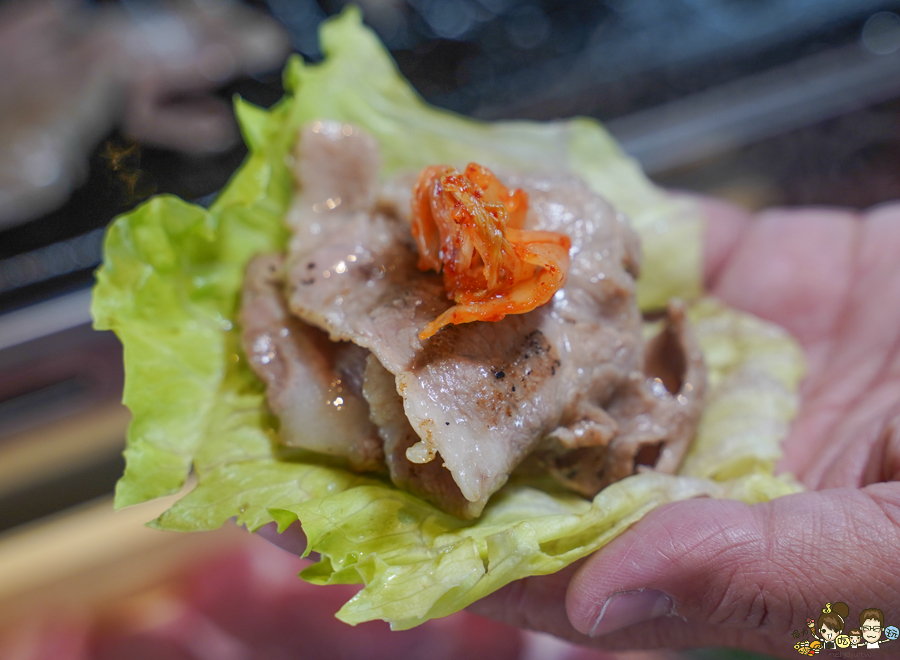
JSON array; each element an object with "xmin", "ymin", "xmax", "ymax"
[{"xmin": 566, "ymin": 484, "xmax": 900, "ymax": 654}]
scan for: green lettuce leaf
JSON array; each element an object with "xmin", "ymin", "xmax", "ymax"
[
  {"xmin": 271, "ymin": 470, "xmax": 797, "ymax": 630},
  {"xmin": 267, "ymin": 298, "xmax": 803, "ymax": 630},
  {"xmin": 681, "ymin": 299, "xmax": 805, "ymax": 481},
  {"xmin": 92, "ymin": 8, "xmax": 803, "ymax": 629}
]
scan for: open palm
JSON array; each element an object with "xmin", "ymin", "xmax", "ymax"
[
  {"xmin": 707, "ymin": 199, "xmax": 900, "ymax": 488},
  {"xmin": 470, "ymin": 200, "xmax": 900, "ymax": 658}
]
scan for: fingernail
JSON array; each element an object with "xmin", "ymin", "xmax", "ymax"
[{"xmin": 590, "ymin": 589, "xmax": 674, "ymax": 637}]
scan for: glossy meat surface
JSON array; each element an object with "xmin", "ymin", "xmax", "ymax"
[{"xmin": 240, "ymin": 253, "xmax": 383, "ymax": 472}]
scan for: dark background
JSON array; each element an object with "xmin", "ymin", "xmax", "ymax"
[{"xmin": 5, "ymin": 0, "xmax": 900, "ymax": 314}]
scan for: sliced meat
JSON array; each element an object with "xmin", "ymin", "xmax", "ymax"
[
  {"xmin": 240, "ymin": 253, "xmax": 383, "ymax": 472},
  {"xmin": 629, "ymin": 298, "xmax": 706, "ymax": 476},
  {"xmin": 362, "ymin": 354, "xmax": 478, "ymax": 518},
  {"xmin": 282, "ymin": 123, "xmax": 662, "ymax": 517},
  {"xmin": 292, "ymin": 120, "xmax": 381, "ymax": 215},
  {"xmin": 533, "ymin": 299, "xmax": 706, "ymax": 496}
]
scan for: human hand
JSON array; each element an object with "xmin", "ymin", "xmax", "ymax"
[{"xmin": 468, "ymin": 199, "xmax": 900, "ymax": 658}]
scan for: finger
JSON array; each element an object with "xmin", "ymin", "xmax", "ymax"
[
  {"xmin": 781, "ymin": 204, "xmax": 900, "ymax": 485},
  {"xmin": 698, "ymin": 195, "xmax": 752, "ymax": 289},
  {"xmin": 565, "ymin": 484, "xmax": 900, "ymax": 655},
  {"xmin": 467, "ymin": 562, "xmax": 585, "ymax": 644},
  {"xmin": 708, "ymin": 206, "xmax": 860, "ymax": 347},
  {"xmin": 467, "ymin": 567, "xmax": 686, "ymax": 659}
]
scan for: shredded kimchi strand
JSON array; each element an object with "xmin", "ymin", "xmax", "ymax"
[{"xmin": 411, "ymin": 163, "xmax": 571, "ymax": 339}]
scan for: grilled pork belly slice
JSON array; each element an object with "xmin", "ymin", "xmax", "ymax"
[
  {"xmin": 284, "ymin": 160, "xmax": 571, "ymax": 515},
  {"xmin": 362, "ymin": 354, "xmax": 480, "ymax": 518},
  {"xmin": 270, "ymin": 122, "xmax": 703, "ymax": 518},
  {"xmin": 240, "ymin": 253, "xmax": 383, "ymax": 472}
]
